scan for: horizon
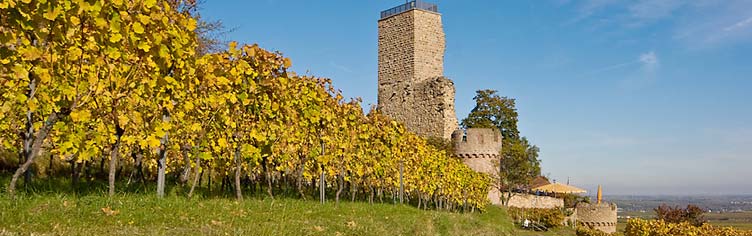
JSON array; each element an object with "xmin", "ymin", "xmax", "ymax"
[
  {"xmin": 605, "ymin": 194, "xmax": 752, "ymax": 197},
  {"xmin": 199, "ymin": 0, "xmax": 752, "ymax": 196}
]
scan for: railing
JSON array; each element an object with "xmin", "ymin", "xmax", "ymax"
[{"xmin": 380, "ymin": 0, "xmax": 438, "ymax": 19}]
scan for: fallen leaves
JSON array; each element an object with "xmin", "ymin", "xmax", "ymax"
[
  {"xmin": 101, "ymin": 206, "xmax": 119, "ymax": 216},
  {"xmin": 211, "ymin": 220, "xmax": 222, "ymax": 226}
]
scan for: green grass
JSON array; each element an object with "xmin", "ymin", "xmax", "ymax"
[
  {"xmin": 0, "ymin": 193, "xmax": 577, "ymax": 236},
  {"xmin": 0, "ymin": 176, "xmax": 575, "ymax": 236}
]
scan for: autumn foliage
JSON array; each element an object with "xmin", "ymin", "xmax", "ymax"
[
  {"xmin": 508, "ymin": 207, "xmax": 565, "ymax": 229},
  {"xmin": 0, "ymin": 0, "xmax": 490, "ymax": 210},
  {"xmin": 624, "ymin": 218, "xmax": 752, "ymax": 236}
]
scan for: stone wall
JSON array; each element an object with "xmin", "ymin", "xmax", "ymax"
[
  {"xmin": 377, "ymin": 9, "xmax": 456, "ymax": 140},
  {"xmin": 378, "ymin": 9, "xmax": 416, "ymax": 86},
  {"xmin": 574, "ymin": 202, "xmax": 618, "ymax": 233},
  {"xmin": 507, "ymin": 193, "xmax": 564, "ymax": 209},
  {"xmin": 452, "ymin": 128, "xmax": 501, "ymax": 174},
  {"xmin": 452, "ymin": 128, "xmax": 503, "ymax": 157},
  {"xmin": 412, "ymin": 10, "xmax": 444, "ymax": 85},
  {"xmin": 452, "ymin": 128, "xmax": 503, "ymax": 204},
  {"xmin": 413, "ymin": 77, "xmax": 459, "ymax": 140}
]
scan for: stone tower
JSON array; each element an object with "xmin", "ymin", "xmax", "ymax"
[
  {"xmin": 378, "ymin": 1, "xmax": 503, "ymax": 205},
  {"xmin": 452, "ymin": 128, "xmax": 503, "ymax": 204},
  {"xmin": 377, "ymin": 0, "xmax": 459, "ymax": 140},
  {"xmin": 574, "ymin": 202, "xmax": 618, "ymax": 233}
]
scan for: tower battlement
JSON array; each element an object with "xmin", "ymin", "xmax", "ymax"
[
  {"xmin": 575, "ymin": 202, "xmax": 619, "ymax": 233},
  {"xmin": 452, "ymin": 128, "xmax": 503, "ymax": 204},
  {"xmin": 452, "ymin": 128, "xmax": 503, "ymax": 160},
  {"xmin": 380, "ymin": 0, "xmax": 438, "ymax": 19}
]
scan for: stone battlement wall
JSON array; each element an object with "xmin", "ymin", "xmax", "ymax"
[
  {"xmin": 452, "ymin": 128, "xmax": 501, "ymax": 175},
  {"xmin": 507, "ymin": 194, "xmax": 564, "ymax": 209},
  {"xmin": 575, "ymin": 202, "xmax": 618, "ymax": 233},
  {"xmin": 451, "ymin": 128, "xmax": 503, "ymax": 205},
  {"xmin": 452, "ymin": 128, "xmax": 503, "ymax": 157}
]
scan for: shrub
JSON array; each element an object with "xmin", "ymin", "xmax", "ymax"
[
  {"xmin": 562, "ymin": 193, "xmax": 590, "ymax": 208},
  {"xmin": 508, "ymin": 207, "xmax": 565, "ymax": 229},
  {"xmin": 625, "ymin": 218, "xmax": 752, "ymax": 236},
  {"xmin": 654, "ymin": 204, "xmax": 707, "ymax": 226}
]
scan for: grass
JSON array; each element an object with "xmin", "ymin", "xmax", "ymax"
[
  {"xmin": 0, "ymin": 194, "xmax": 504, "ymax": 235},
  {"xmin": 0, "ymin": 175, "xmax": 574, "ymax": 236}
]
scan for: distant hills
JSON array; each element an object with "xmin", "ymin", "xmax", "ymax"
[{"xmin": 607, "ymin": 195, "xmax": 752, "ymax": 212}]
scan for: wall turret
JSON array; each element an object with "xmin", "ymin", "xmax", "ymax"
[
  {"xmin": 452, "ymin": 128, "xmax": 502, "ymax": 159},
  {"xmin": 452, "ymin": 128, "xmax": 502, "ymax": 204}
]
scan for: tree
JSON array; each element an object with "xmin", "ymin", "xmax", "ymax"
[
  {"xmin": 493, "ymin": 137, "xmax": 540, "ymax": 205},
  {"xmin": 461, "ymin": 89, "xmax": 519, "ymax": 141},
  {"xmin": 461, "ymin": 89, "xmax": 541, "ymax": 205},
  {"xmin": 654, "ymin": 204, "xmax": 707, "ymax": 227}
]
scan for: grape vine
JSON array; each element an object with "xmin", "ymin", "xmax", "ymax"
[{"xmin": 1, "ymin": 0, "xmax": 490, "ymax": 210}]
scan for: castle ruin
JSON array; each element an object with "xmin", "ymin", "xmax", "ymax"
[
  {"xmin": 377, "ymin": 4, "xmax": 619, "ymax": 229},
  {"xmin": 378, "ymin": 1, "xmax": 501, "ymax": 204},
  {"xmin": 377, "ymin": 1, "xmax": 458, "ymax": 140}
]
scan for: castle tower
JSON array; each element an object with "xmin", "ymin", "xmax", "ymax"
[
  {"xmin": 575, "ymin": 185, "xmax": 618, "ymax": 233},
  {"xmin": 452, "ymin": 128, "xmax": 503, "ymax": 204},
  {"xmin": 378, "ymin": 1, "xmax": 503, "ymax": 205},
  {"xmin": 377, "ymin": 0, "xmax": 459, "ymax": 140},
  {"xmin": 575, "ymin": 202, "xmax": 618, "ymax": 233}
]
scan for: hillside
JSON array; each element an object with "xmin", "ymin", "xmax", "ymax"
[{"xmin": 0, "ymin": 186, "xmax": 573, "ymax": 235}]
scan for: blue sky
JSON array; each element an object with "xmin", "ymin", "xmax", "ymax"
[{"xmin": 199, "ymin": 1, "xmax": 752, "ymax": 195}]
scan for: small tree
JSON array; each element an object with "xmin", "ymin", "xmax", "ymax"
[
  {"xmin": 654, "ymin": 204, "xmax": 707, "ymax": 226},
  {"xmin": 492, "ymin": 138, "xmax": 540, "ymax": 205},
  {"xmin": 462, "ymin": 90, "xmax": 541, "ymax": 205},
  {"xmin": 562, "ymin": 193, "xmax": 590, "ymax": 208}
]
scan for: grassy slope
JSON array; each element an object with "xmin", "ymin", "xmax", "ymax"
[
  {"xmin": 0, "ymin": 193, "xmax": 570, "ymax": 236},
  {"xmin": 0, "ymin": 174, "xmax": 574, "ymax": 236}
]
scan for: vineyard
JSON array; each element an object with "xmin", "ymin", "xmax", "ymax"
[
  {"xmin": 623, "ymin": 218, "xmax": 752, "ymax": 236},
  {"xmin": 0, "ymin": 0, "xmax": 490, "ymax": 211}
]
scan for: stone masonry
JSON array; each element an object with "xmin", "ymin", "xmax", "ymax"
[
  {"xmin": 378, "ymin": 6, "xmax": 458, "ymax": 140},
  {"xmin": 452, "ymin": 128, "xmax": 503, "ymax": 204},
  {"xmin": 574, "ymin": 202, "xmax": 618, "ymax": 233},
  {"xmin": 506, "ymin": 193, "xmax": 564, "ymax": 209},
  {"xmin": 378, "ymin": 1, "xmax": 501, "ymax": 204}
]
